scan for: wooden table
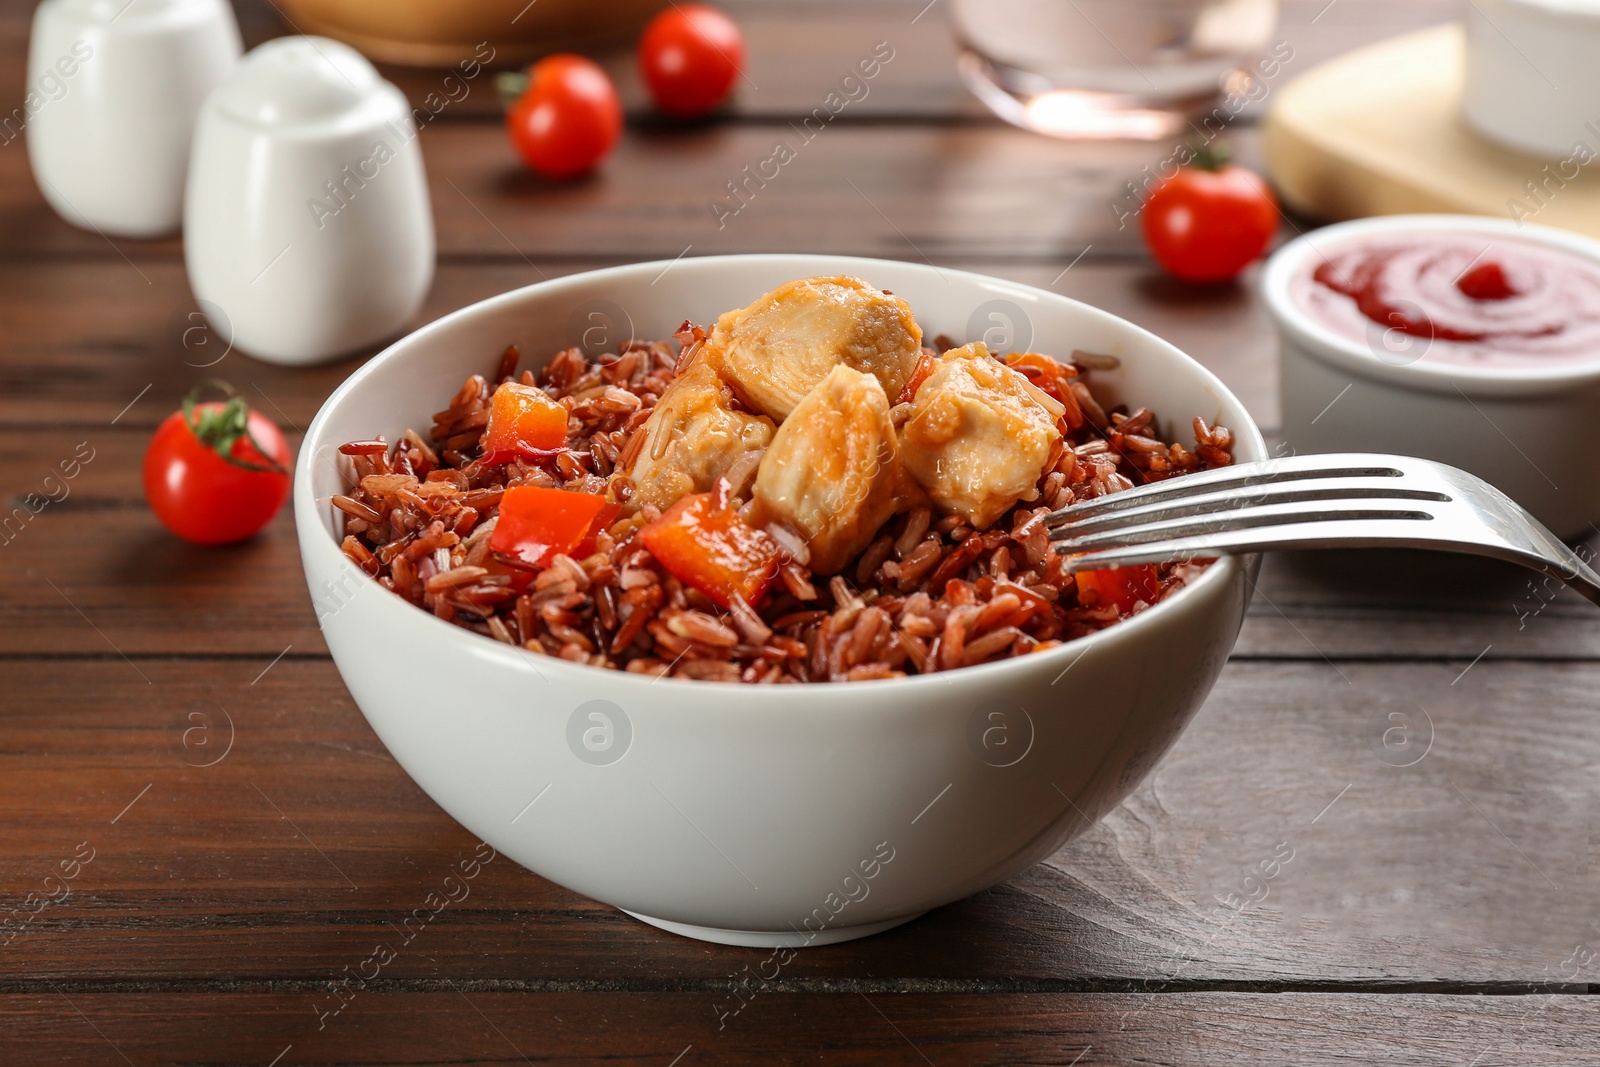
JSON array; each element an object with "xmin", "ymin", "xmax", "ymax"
[{"xmin": 6, "ymin": 1, "xmax": 1599, "ymax": 1062}]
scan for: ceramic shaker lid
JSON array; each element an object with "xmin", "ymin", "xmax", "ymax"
[{"xmin": 213, "ymin": 36, "xmax": 383, "ymax": 128}]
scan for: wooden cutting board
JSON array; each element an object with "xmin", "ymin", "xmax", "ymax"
[{"xmin": 1263, "ymin": 24, "xmax": 1600, "ymax": 237}]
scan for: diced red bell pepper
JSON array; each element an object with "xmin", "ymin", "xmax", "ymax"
[
  {"xmin": 1074, "ymin": 564, "xmax": 1160, "ymax": 613},
  {"xmin": 1005, "ymin": 352, "xmax": 1073, "ymax": 400},
  {"xmin": 490, "ymin": 485, "xmax": 609, "ymax": 569},
  {"xmin": 481, "ymin": 381, "xmax": 568, "ymax": 464},
  {"xmin": 1006, "ymin": 352, "xmax": 1084, "ymax": 429},
  {"xmin": 573, "ymin": 502, "xmax": 622, "ymax": 559},
  {"xmin": 638, "ymin": 491, "xmax": 781, "ymax": 609},
  {"xmin": 895, "ymin": 351, "xmax": 937, "ymax": 405}
]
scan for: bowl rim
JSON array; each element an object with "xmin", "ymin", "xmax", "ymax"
[
  {"xmin": 1261, "ymin": 214, "xmax": 1600, "ymax": 398},
  {"xmin": 295, "ymin": 253, "xmax": 1265, "ymax": 693}
]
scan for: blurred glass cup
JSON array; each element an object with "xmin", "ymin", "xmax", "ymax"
[{"xmin": 950, "ymin": 0, "xmax": 1279, "ymax": 139}]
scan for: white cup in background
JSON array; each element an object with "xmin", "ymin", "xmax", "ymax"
[
  {"xmin": 26, "ymin": 0, "xmax": 241, "ymax": 237},
  {"xmin": 184, "ymin": 36, "xmax": 436, "ymax": 366},
  {"xmin": 1462, "ymin": 0, "xmax": 1600, "ymax": 159}
]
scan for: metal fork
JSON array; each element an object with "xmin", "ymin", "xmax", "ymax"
[{"xmin": 1044, "ymin": 452, "xmax": 1600, "ymax": 607}]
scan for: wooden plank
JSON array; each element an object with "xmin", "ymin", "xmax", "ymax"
[
  {"xmin": 2, "ymin": 991, "xmax": 1597, "ymax": 1066},
  {"xmin": 0, "ymin": 257, "xmax": 1279, "ymax": 431},
  {"xmin": 0, "ymin": 0, "xmax": 977, "ymax": 125},
  {"xmin": 0, "ymin": 260, "xmax": 565, "ymax": 431},
  {"xmin": 410, "ymin": 122, "xmax": 1195, "ymax": 261},
  {"xmin": 0, "ymin": 467, "xmax": 322, "ymax": 657},
  {"xmin": 0, "ymin": 0, "xmax": 1459, "ymax": 124},
  {"xmin": 1238, "ymin": 547, "xmax": 1600, "ymax": 659},
  {"xmin": 1, "ymin": 659, "xmax": 1596, "ymax": 985},
  {"xmin": 0, "ymin": 120, "xmax": 1268, "ymax": 261}
]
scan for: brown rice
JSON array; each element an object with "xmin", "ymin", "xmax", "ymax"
[{"xmin": 335, "ymin": 330, "xmax": 1234, "ymax": 682}]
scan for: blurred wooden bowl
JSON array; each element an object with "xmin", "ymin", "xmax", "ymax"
[{"xmin": 276, "ymin": 0, "xmax": 668, "ymax": 67}]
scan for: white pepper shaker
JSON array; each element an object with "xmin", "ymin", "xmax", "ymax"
[
  {"xmin": 26, "ymin": 0, "xmax": 241, "ymax": 237},
  {"xmin": 184, "ymin": 36, "xmax": 435, "ymax": 366}
]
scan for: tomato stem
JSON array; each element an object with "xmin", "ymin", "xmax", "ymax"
[
  {"xmin": 1189, "ymin": 139, "xmax": 1232, "ymax": 172},
  {"xmin": 182, "ymin": 380, "xmax": 288, "ymax": 475},
  {"xmin": 495, "ymin": 70, "xmax": 530, "ymax": 111}
]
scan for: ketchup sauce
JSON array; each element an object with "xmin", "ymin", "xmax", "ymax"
[{"xmin": 1292, "ymin": 234, "xmax": 1600, "ymax": 367}]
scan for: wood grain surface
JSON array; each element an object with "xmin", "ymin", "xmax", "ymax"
[{"xmin": 5, "ymin": 0, "xmax": 1597, "ymax": 1064}]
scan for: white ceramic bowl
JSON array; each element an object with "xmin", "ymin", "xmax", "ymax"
[
  {"xmin": 295, "ymin": 255, "xmax": 1266, "ymax": 947},
  {"xmin": 1264, "ymin": 214, "xmax": 1600, "ymax": 541},
  {"xmin": 1462, "ymin": 0, "xmax": 1600, "ymax": 159}
]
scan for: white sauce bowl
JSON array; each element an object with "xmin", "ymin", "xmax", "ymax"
[{"xmin": 1264, "ymin": 213, "xmax": 1600, "ymax": 540}]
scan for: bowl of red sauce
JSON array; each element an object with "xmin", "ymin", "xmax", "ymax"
[{"xmin": 1263, "ymin": 214, "xmax": 1600, "ymax": 539}]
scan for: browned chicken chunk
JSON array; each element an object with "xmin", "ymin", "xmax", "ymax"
[
  {"xmin": 899, "ymin": 342, "xmax": 1065, "ymax": 530},
  {"xmin": 703, "ymin": 276, "xmax": 924, "ymax": 421},
  {"xmin": 621, "ymin": 356, "xmax": 775, "ymax": 512},
  {"xmin": 750, "ymin": 365, "xmax": 902, "ymax": 575}
]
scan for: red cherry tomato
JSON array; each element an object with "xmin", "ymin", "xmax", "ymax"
[
  {"xmin": 506, "ymin": 54, "xmax": 622, "ymax": 179},
  {"xmin": 1141, "ymin": 152, "xmax": 1278, "ymax": 283},
  {"xmin": 638, "ymin": 4, "xmax": 745, "ymax": 117},
  {"xmin": 143, "ymin": 384, "xmax": 291, "ymax": 545}
]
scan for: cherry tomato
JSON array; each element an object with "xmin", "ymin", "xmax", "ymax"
[
  {"xmin": 143, "ymin": 383, "xmax": 291, "ymax": 545},
  {"xmin": 506, "ymin": 54, "xmax": 622, "ymax": 179},
  {"xmin": 638, "ymin": 4, "xmax": 745, "ymax": 118},
  {"xmin": 1141, "ymin": 150, "xmax": 1278, "ymax": 283}
]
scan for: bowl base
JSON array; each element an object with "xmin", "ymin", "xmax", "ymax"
[{"xmin": 621, "ymin": 910, "xmax": 924, "ymax": 947}]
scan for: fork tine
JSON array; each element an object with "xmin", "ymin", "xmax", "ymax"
[
  {"xmin": 1054, "ymin": 497, "xmax": 1437, "ymax": 553},
  {"xmin": 1042, "ymin": 455, "xmax": 1408, "ymax": 527},
  {"xmin": 1051, "ymin": 482, "xmax": 1451, "ymax": 540}
]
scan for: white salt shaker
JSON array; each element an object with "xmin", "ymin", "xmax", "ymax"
[
  {"xmin": 26, "ymin": 0, "xmax": 241, "ymax": 237},
  {"xmin": 184, "ymin": 37, "xmax": 435, "ymax": 366}
]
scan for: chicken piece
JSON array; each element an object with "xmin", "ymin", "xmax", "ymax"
[
  {"xmin": 899, "ymin": 342, "xmax": 1066, "ymax": 530},
  {"xmin": 621, "ymin": 356, "xmax": 775, "ymax": 512},
  {"xmin": 703, "ymin": 276, "xmax": 924, "ymax": 421},
  {"xmin": 750, "ymin": 365, "xmax": 902, "ymax": 575}
]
